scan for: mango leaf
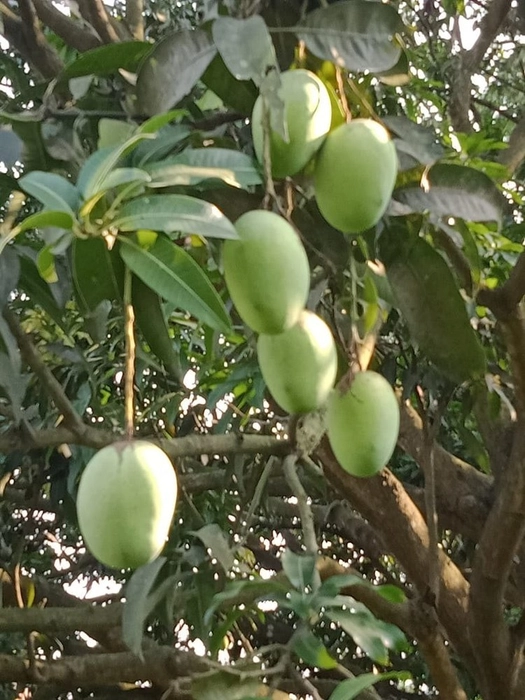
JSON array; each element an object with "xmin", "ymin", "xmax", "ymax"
[
  {"xmin": 132, "ymin": 125, "xmax": 191, "ymax": 166},
  {"xmin": 145, "ymin": 149, "xmax": 262, "ymax": 189},
  {"xmin": 328, "ymin": 671, "xmax": 411, "ymax": 700},
  {"xmin": 1, "ymin": 211, "xmax": 75, "ymax": 257},
  {"xmin": 112, "ymin": 194, "xmax": 238, "ymax": 240},
  {"xmin": 318, "ymin": 574, "xmax": 406, "ymax": 604},
  {"xmin": 0, "ymin": 350, "xmax": 28, "ymax": 423},
  {"xmin": 383, "ymin": 115, "xmax": 444, "ymax": 168},
  {"xmin": 17, "ymin": 253, "xmax": 66, "ymax": 329},
  {"xmin": 190, "ymin": 523, "xmax": 235, "ymax": 573},
  {"xmin": 122, "ymin": 557, "xmax": 166, "ymax": 659},
  {"xmin": 212, "ymin": 16, "xmax": 277, "ymax": 84},
  {"xmin": 37, "ymin": 246, "xmax": 58, "ymax": 283},
  {"xmin": 133, "ymin": 276, "xmax": 182, "ymax": 382},
  {"xmin": 96, "ymin": 167, "xmax": 151, "ymax": 191},
  {"xmin": 119, "ymin": 235, "xmax": 231, "ymax": 332},
  {"xmin": 327, "ymin": 607, "xmax": 407, "ymax": 664},
  {"xmin": 0, "ymin": 128, "xmax": 23, "ymax": 168},
  {"xmin": 18, "ymin": 171, "xmax": 80, "ymax": 213},
  {"xmin": 72, "ymin": 237, "xmax": 123, "ymax": 312},
  {"xmin": 204, "ymin": 578, "xmax": 290, "ymax": 624},
  {"xmin": 296, "ymin": 1, "xmax": 405, "ymax": 73},
  {"xmin": 392, "ymin": 163, "xmax": 505, "ymax": 224},
  {"xmin": 201, "ymin": 54, "xmax": 257, "ymax": 115},
  {"xmin": 138, "ymin": 110, "xmax": 188, "ymax": 134},
  {"xmin": 136, "ymin": 30, "xmax": 217, "ymax": 116},
  {"xmin": 0, "ymin": 246, "xmax": 20, "ymax": 306},
  {"xmin": 281, "ymin": 549, "xmax": 317, "ymax": 591},
  {"xmin": 292, "ymin": 628, "xmax": 338, "ymax": 669},
  {"xmin": 0, "ymin": 314, "xmax": 20, "ymax": 374},
  {"xmin": 76, "ymin": 134, "xmax": 153, "ymax": 199},
  {"xmin": 97, "ymin": 119, "xmax": 137, "ymax": 149},
  {"xmin": 61, "ymin": 42, "xmax": 153, "ymax": 79}
]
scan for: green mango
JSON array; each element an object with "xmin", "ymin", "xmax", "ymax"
[
  {"xmin": 223, "ymin": 210, "xmax": 310, "ymax": 334},
  {"xmin": 381, "ymin": 234, "xmax": 486, "ymax": 382},
  {"xmin": 314, "ymin": 119, "xmax": 398, "ymax": 234},
  {"xmin": 327, "ymin": 371, "xmax": 400, "ymax": 478},
  {"xmin": 257, "ymin": 310, "xmax": 337, "ymax": 414},
  {"xmin": 76, "ymin": 441, "xmax": 178, "ymax": 570},
  {"xmin": 251, "ymin": 69, "xmax": 332, "ymax": 178}
]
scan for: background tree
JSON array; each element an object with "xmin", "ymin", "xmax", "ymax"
[{"xmin": 0, "ymin": 0, "xmax": 525, "ymax": 699}]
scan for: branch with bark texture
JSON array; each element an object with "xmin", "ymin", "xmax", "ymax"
[{"xmin": 32, "ymin": 0, "xmax": 102, "ymax": 52}]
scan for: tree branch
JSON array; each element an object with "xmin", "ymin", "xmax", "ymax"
[
  {"xmin": 16, "ymin": 0, "xmax": 64, "ymax": 78},
  {"xmin": 477, "ymin": 250, "xmax": 525, "ymax": 320},
  {"xmin": 0, "ymin": 605, "xmax": 122, "ymax": 634},
  {"xmin": 32, "ymin": 0, "xmax": 102, "ymax": 52},
  {"xmin": 77, "ymin": 0, "xmax": 120, "ymax": 43},
  {"xmin": 126, "ymin": 0, "xmax": 144, "ymax": 40}
]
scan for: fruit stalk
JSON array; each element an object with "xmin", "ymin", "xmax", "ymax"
[{"xmin": 123, "ymin": 266, "xmax": 136, "ymax": 439}]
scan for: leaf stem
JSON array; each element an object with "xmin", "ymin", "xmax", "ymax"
[{"xmin": 123, "ymin": 266, "xmax": 135, "ymax": 440}]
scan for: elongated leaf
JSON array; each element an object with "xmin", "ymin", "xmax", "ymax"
[
  {"xmin": 132, "ymin": 125, "xmax": 191, "ymax": 166},
  {"xmin": 0, "ymin": 246, "xmax": 20, "ymax": 306},
  {"xmin": 19, "ymin": 171, "xmax": 80, "ymax": 213},
  {"xmin": 97, "ymin": 167, "xmax": 151, "ymax": 191},
  {"xmin": 17, "ymin": 254, "xmax": 65, "ymax": 328},
  {"xmin": 328, "ymin": 671, "xmax": 411, "ymax": 700},
  {"xmin": 136, "ymin": 30, "xmax": 217, "ymax": 116},
  {"xmin": 0, "ymin": 315, "xmax": 20, "ymax": 374},
  {"xmin": 98, "ymin": 119, "xmax": 137, "ymax": 149},
  {"xmin": 0, "ymin": 128, "xmax": 23, "ymax": 168},
  {"xmin": 72, "ymin": 237, "xmax": 123, "ymax": 312},
  {"xmin": 1, "ymin": 211, "xmax": 74, "ymax": 257},
  {"xmin": 292, "ymin": 628, "xmax": 338, "ymax": 669},
  {"xmin": 61, "ymin": 42, "xmax": 153, "ymax": 79},
  {"xmin": 112, "ymin": 194, "xmax": 238, "ymax": 240},
  {"xmin": 296, "ymin": 1, "xmax": 405, "ymax": 73},
  {"xmin": 392, "ymin": 163, "xmax": 505, "ymax": 224},
  {"xmin": 190, "ymin": 523, "xmax": 234, "ymax": 573},
  {"xmin": 119, "ymin": 235, "xmax": 231, "ymax": 332},
  {"xmin": 383, "ymin": 115, "xmax": 444, "ymax": 168},
  {"xmin": 37, "ymin": 246, "xmax": 58, "ymax": 283},
  {"xmin": 145, "ymin": 149, "xmax": 262, "ymax": 189},
  {"xmin": 212, "ymin": 16, "xmax": 276, "ymax": 84},
  {"xmin": 327, "ymin": 607, "xmax": 407, "ymax": 664},
  {"xmin": 122, "ymin": 557, "xmax": 166, "ymax": 659},
  {"xmin": 281, "ymin": 550, "xmax": 317, "ymax": 591},
  {"xmin": 77, "ymin": 134, "xmax": 152, "ymax": 199},
  {"xmin": 0, "ymin": 350, "xmax": 28, "ymax": 423},
  {"xmin": 201, "ymin": 54, "xmax": 257, "ymax": 115},
  {"xmin": 133, "ymin": 276, "xmax": 182, "ymax": 381}
]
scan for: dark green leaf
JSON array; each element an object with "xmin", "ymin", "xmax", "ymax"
[
  {"xmin": 190, "ymin": 523, "xmax": 234, "ymax": 573},
  {"xmin": 119, "ymin": 234, "xmax": 231, "ymax": 332},
  {"xmin": 281, "ymin": 549, "xmax": 317, "ymax": 591},
  {"xmin": 136, "ymin": 30, "xmax": 217, "ymax": 116},
  {"xmin": 292, "ymin": 628, "xmax": 338, "ymax": 669},
  {"xmin": 0, "ymin": 246, "xmax": 20, "ymax": 306},
  {"xmin": 133, "ymin": 125, "xmax": 191, "ymax": 166},
  {"xmin": 296, "ymin": 1, "xmax": 405, "ymax": 73},
  {"xmin": 133, "ymin": 276, "xmax": 182, "ymax": 382},
  {"xmin": 201, "ymin": 54, "xmax": 258, "ymax": 115},
  {"xmin": 383, "ymin": 115, "xmax": 444, "ymax": 167},
  {"xmin": 72, "ymin": 237, "xmax": 123, "ymax": 311},
  {"xmin": 0, "ymin": 350, "xmax": 28, "ymax": 423},
  {"xmin": 37, "ymin": 246, "xmax": 58, "ymax": 283},
  {"xmin": 19, "ymin": 171, "xmax": 80, "ymax": 213},
  {"xmin": 0, "ymin": 128, "xmax": 23, "ymax": 168},
  {"xmin": 61, "ymin": 42, "xmax": 153, "ymax": 79},
  {"xmin": 392, "ymin": 163, "xmax": 505, "ymax": 224},
  {"xmin": 112, "ymin": 193, "xmax": 238, "ymax": 240},
  {"xmin": 327, "ymin": 607, "xmax": 407, "ymax": 664},
  {"xmin": 122, "ymin": 557, "xmax": 166, "ymax": 659},
  {"xmin": 212, "ymin": 16, "xmax": 277, "ymax": 84},
  {"xmin": 17, "ymin": 253, "xmax": 66, "ymax": 329}
]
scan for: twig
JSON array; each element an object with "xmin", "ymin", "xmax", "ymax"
[
  {"xmin": 31, "ymin": 0, "xmax": 101, "ymax": 52},
  {"xmin": 77, "ymin": 0, "xmax": 119, "ymax": 43},
  {"xmin": 282, "ymin": 454, "xmax": 318, "ymax": 559},
  {"xmin": 125, "ymin": 0, "xmax": 143, "ymax": 40},
  {"xmin": 16, "ymin": 0, "xmax": 63, "ymax": 78}
]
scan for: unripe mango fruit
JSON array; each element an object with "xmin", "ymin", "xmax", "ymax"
[
  {"xmin": 76, "ymin": 441, "xmax": 178, "ymax": 569},
  {"xmin": 314, "ymin": 119, "xmax": 398, "ymax": 234},
  {"xmin": 327, "ymin": 371, "xmax": 399, "ymax": 477},
  {"xmin": 223, "ymin": 210, "xmax": 310, "ymax": 334},
  {"xmin": 257, "ymin": 310, "xmax": 337, "ymax": 414},
  {"xmin": 251, "ymin": 69, "xmax": 332, "ymax": 178}
]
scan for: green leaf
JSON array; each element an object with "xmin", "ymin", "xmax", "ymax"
[
  {"xmin": 1, "ymin": 211, "xmax": 75, "ymax": 257},
  {"xmin": 296, "ymin": 1, "xmax": 405, "ymax": 73},
  {"xmin": 112, "ymin": 194, "xmax": 238, "ymax": 240},
  {"xmin": 145, "ymin": 149, "xmax": 262, "ymax": 189},
  {"xmin": 0, "ymin": 350, "xmax": 28, "ymax": 423},
  {"xmin": 122, "ymin": 557, "xmax": 166, "ymax": 659},
  {"xmin": 212, "ymin": 16, "xmax": 277, "ymax": 84},
  {"xmin": 292, "ymin": 628, "xmax": 338, "ymax": 669},
  {"xmin": 138, "ymin": 110, "xmax": 189, "ymax": 134},
  {"xmin": 327, "ymin": 607, "xmax": 407, "ymax": 664},
  {"xmin": 17, "ymin": 253, "xmax": 66, "ymax": 329},
  {"xmin": 328, "ymin": 671, "xmax": 411, "ymax": 700},
  {"xmin": 72, "ymin": 237, "xmax": 123, "ymax": 312},
  {"xmin": 119, "ymin": 235, "xmax": 231, "ymax": 332},
  {"xmin": 190, "ymin": 523, "xmax": 235, "ymax": 573},
  {"xmin": 76, "ymin": 134, "xmax": 153, "ymax": 199},
  {"xmin": 383, "ymin": 115, "xmax": 444, "ymax": 168},
  {"xmin": 201, "ymin": 54, "xmax": 257, "ymax": 115},
  {"xmin": 0, "ymin": 314, "xmax": 20, "ymax": 375},
  {"xmin": 96, "ymin": 167, "xmax": 151, "ymax": 191},
  {"xmin": 392, "ymin": 163, "xmax": 505, "ymax": 224},
  {"xmin": 132, "ymin": 125, "xmax": 191, "ymax": 166},
  {"xmin": 281, "ymin": 549, "xmax": 317, "ymax": 591},
  {"xmin": 133, "ymin": 276, "xmax": 182, "ymax": 382},
  {"xmin": 0, "ymin": 246, "xmax": 20, "ymax": 306},
  {"xmin": 37, "ymin": 246, "xmax": 58, "ymax": 283},
  {"xmin": 18, "ymin": 171, "xmax": 80, "ymax": 213},
  {"xmin": 380, "ymin": 230, "xmax": 486, "ymax": 382},
  {"xmin": 61, "ymin": 41, "xmax": 153, "ymax": 79},
  {"xmin": 204, "ymin": 578, "xmax": 290, "ymax": 625},
  {"xmin": 0, "ymin": 128, "xmax": 23, "ymax": 168},
  {"xmin": 98, "ymin": 119, "xmax": 137, "ymax": 149},
  {"xmin": 192, "ymin": 671, "xmax": 261, "ymax": 700},
  {"xmin": 136, "ymin": 29, "xmax": 217, "ymax": 116}
]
